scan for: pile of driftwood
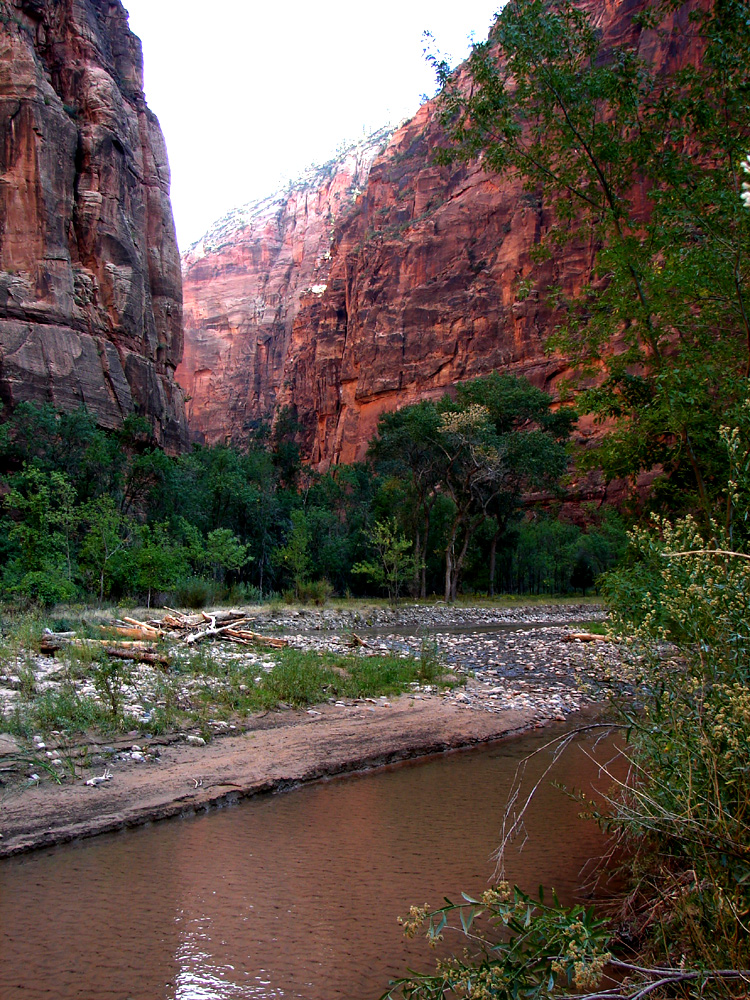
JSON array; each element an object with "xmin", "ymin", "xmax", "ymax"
[
  {"xmin": 108, "ymin": 609, "xmax": 288, "ymax": 649},
  {"xmin": 39, "ymin": 609, "xmax": 287, "ymax": 666}
]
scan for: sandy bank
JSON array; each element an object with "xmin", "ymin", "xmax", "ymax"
[{"xmin": 0, "ymin": 695, "xmax": 540, "ymax": 858}]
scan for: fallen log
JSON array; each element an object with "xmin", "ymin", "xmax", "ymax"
[
  {"xmin": 103, "ymin": 625, "xmax": 164, "ymax": 640},
  {"xmin": 347, "ymin": 632, "xmax": 371, "ymax": 648},
  {"xmin": 101, "ymin": 647, "xmax": 170, "ymax": 666},
  {"xmin": 183, "ymin": 619, "xmax": 254, "ymax": 644},
  {"xmin": 40, "ymin": 633, "xmax": 170, "ymax": 665},
  {"xmin": 223, "ymin": 628, "xmax": 288, "ymax": 649},
  {"xmin": 564, "ymin": 632, "xmax": 611, "ymax": 643},
  {"xmin": 121, "ymin": 617, "xmax": 162, "ymax": 634}
]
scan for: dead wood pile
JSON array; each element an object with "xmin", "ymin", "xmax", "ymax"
[
  {"xmin": 107, "ymin": 609, "xmax": 288, "ymax": 649},
  {"xmin": 38, "ymin": 610, "xmax": 287, "ymax": 666}
]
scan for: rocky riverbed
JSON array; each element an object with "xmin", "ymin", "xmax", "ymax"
[
  {"xmin": 263, "ymin": 602, "xmax": 616, "ymax": 721},
  {"xmin": 0, "ymin": 602, "xmax": 621, "ymax": 856},
  {"xmin": 0, "ymin": 602, "xmax": 615, "ymax": 730}
]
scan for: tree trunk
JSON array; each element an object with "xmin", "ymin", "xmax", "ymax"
[
  {"xmin": 413, "ymin": 527, "xmax": 422, "ymax": 596},
  {"xmin": 450, "ymin": 527, "xmax": 475, "ymax": 602},
  {"xmin": 444, "ymin": 543, "xmax": 454, "ymax": 603},
  {"xmin": 444, "ymin": 518, "xmax": 461, "ymax": 602},
  {"xmin": 489, "ymin": 529, "xmax": 500, "ymax": 598},
  {"xmin": 420, "ymin": 512, "xmax": 430, "ymax": 599}
]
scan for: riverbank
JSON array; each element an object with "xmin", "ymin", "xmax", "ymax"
[
  {"xmin": 0, "ymin": 695, "xmax": 548, "ymax": 857},
  {"xmin": 0, "ymin": 602, "xmax": 620, "ymax": 857}
]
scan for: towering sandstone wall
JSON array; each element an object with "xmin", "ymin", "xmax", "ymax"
[
  {"xmin": 180, "ymin": 0, "xmax": 704, "ymax": 465},
  {"xmin": 0, "ymin": 0, "xmax": 187, "ymax": 450},
  {"xmin": 177, "ymin": 128, "xmax": 392, "ymax": 445}
]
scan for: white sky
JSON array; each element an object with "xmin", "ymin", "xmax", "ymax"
[{"xmin": 122, "ymin": 1, "xmax": 502, "ymax": 249}]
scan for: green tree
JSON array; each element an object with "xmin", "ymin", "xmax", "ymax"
[
  {"xmin": 433, "ymin": 0, "xmax": 750, "ymax": 520},
  {"xmin": 371, "ymin": 376, "xmax": 572, "ymax": 602},
  {"xmin": 278, "ymin": 510, "xmax": 312, "ymax": 598},
  {"xmin": 369, "ymin": 402, "xmax": 445, "ymax": 598},
  {"xmin": 352, "ymin": 518, "xmax": 417, "ymax": 604},
  {"xmin": 129, "ymin": 523, "xmax": 187, "ymax": 609},
  {"xmin": 202, "ymin": 528, "xmax": 251, "ymax": 583},
  {"xmin": 78, "ymin": 496, "xmax": 133, "ymax": 604},
  {"xmin": 2, "ymin": 466, "xmax": 80, "ymax": 604}
]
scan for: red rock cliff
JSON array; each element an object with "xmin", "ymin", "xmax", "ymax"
[
  {"xmin": 177, "ymin": 128, "xmax": 392, "ymax": 445},
  {"xmin": 0, "ymin": 0, "xmax": 187, "ymax": 450},
  {"xmin": 180, "ymin": 0, "xmax": 704, "ymax": 464}
]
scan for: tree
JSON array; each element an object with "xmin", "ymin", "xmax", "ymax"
[
  {"xmin": 2, "ymin": 466, "xmax": 80, "ymax": 604},
  {"xmin": 370, "ymin": 375, "xmax": 572, "ymax": 602},
  {"xmin": 202, "ymin": 528, "xmax": 251, "ymax": 583},
  {"xmin": 278, "ymin": 510, "xmax": 312, "ymax": 598},
  {"xmin": 78, "ymin": 495, "xmax": 133, "ymax": 604},
  {"xmin": 452, "ymin": 373, "xmax": 575, "ymax": 596},
  {"xmin": 129, "ymin": 523, "xmax": 187, "ymax": 609},
  {"xmin": 369, "ymin": 402, "xmax": 445, "ymax": 598},
  {"xmin": 435, "ymin": 401, "xmax": 509, "ymax": 602},
  {"xmin": 433, "ymin": 0, "xmax": 750, "ymax": 521},
  {"xmin": 352, "ymin": 519, "xmax": 417, "ymax": 605}
]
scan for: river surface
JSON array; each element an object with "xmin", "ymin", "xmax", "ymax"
[{"xmin": 0, "ymin": 725, "xmax": 618, "ymax": 1000}]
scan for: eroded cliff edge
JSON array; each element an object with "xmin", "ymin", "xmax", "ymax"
[{"xmin": 0, "ymin": 0, "xmax": 187, "ymax": 450}]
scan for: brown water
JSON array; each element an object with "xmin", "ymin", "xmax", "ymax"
[{"xmin": 0, "ymin": 725, "xmax": 618, "ymax": 1000}]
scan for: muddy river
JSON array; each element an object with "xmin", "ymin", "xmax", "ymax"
[{"xmin": 0, "ymin": 724, "xmax": 618, "ymax": 1000}]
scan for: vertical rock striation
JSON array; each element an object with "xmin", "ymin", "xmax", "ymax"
[
  {"xmin": 177, "ymin": 128, "xmax": 392, "ymax": 445},
  {"xmin": 277, "ymin": 100, "xmax": 576, "ymax": 466},
  {"xmin": 0, "ymin": 0, "xmax": 187, "ymax": 449}
]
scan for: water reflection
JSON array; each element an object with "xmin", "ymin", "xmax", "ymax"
[{"xmin": 0, "ymin": 725, "xmax": 617, "ymax": 1000}]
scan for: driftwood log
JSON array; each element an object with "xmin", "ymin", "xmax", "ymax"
[
  {"xmin": 40, "ymin": 632, "xmax": 170, "ymax": 665},
  {"xmin": 562, "ymin": 632, "xmax": 611, "ymax": 643},
  {"xmin": 40, "ymin": 609, "xmax": 288, "ymax": 661}
]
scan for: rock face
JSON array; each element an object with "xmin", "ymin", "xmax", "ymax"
[
  {"xmin": 0, "ymin": 0, "xmax": 187, "ymax": 450},
  {"xmin": 180, "ymin": 0, "xmax": 704, "ymax": 465},
  {"xmin": 278, "ymin": 106, "xmax": 571, "ymax": 466},
  {"xmin": 177, "ymin": 128, "xmax": 392, "ymax": 445}
]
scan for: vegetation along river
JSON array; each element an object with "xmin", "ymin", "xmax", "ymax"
[{"xmin": 0, "ymin": 722, "xmax": 618, "ymax": 1000}]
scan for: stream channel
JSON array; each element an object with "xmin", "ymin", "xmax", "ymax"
[{"xmin": 0, "ymin": 721, "xmax": 618, "ymax": 1000}]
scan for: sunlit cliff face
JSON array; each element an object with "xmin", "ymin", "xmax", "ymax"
[{"xmin": 177, "ymin": 0, "xmax": 709, "ymax": 468}]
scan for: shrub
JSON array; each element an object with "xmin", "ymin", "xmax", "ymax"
[{"xmin": 174, "ymin": 576, "xmax": 222, "ymax": 609}]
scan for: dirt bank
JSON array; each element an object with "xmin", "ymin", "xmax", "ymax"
[{"xmin": 0, "ymin": 695, "xmax": 543, "ymax": 858}]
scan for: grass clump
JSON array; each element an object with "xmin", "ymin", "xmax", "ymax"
[
  {"xmin": 263, "ymin": 647, "xmax": 452, "ymax": 705},
  {"xmin": 189, "ymin": 647, "xmax": 454, "ymax": 715},
  {"xmin": 4, "ymin": 685, "xmax": 122, "ymax": 738}
]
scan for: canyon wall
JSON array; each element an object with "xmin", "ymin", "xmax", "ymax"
[
  {"xmin": 0, "ymin": 0, "xmax": 187, "ymax": 449},
  {"xmin": 177, "ymin": 128, "xmax": 392, "ymax": 445},
  {"xmin": 180, "ymin": 0, "xmax": 704, "ymax": 465}
]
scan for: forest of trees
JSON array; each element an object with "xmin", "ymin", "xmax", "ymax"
[{"xmin": 0, "ymin": 373, "xmax": 627, "ymax": 609}]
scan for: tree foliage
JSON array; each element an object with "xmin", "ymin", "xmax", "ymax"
[
  {"xmin": 433, "ymin": 0, "xmax": 750, "ymax": 518},
  {"xmin": 371, "ymin": 373, "xmax": 574, "ymax": 601},
  {"xmin": 352, "ymin": 519, "xmax": 417, "ymax": 605}
]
